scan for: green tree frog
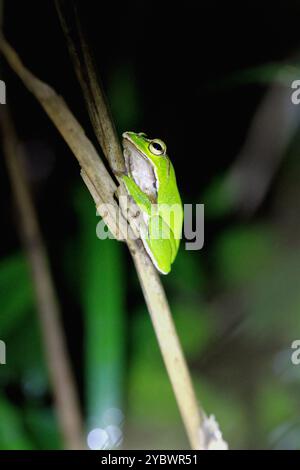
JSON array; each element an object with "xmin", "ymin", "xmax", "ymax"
[{"xmin": 121, "ymin": 131, "xmax": 183, "ymax": 274}]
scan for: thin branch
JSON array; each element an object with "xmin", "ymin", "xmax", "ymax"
[
  {"xmin": 0, "ymin": 107, "xmax": 85, "ymax": 450},
  {"xmin": 224, "ymin": 77, "xmax": 300, "ymax": 215},
  {"xmin": 0, "ymin": 34, "xmax": 227, "ymax": 450},
  {"xmin": 0, "ymin": 36, "xmax": 125, "ymax": 239},
  {"xmin": 55, "ymin": 0, "xmax": 125, "ymax": 174}
]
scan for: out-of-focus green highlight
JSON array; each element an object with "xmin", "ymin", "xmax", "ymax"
[
  {"xmin": 0, "ymin": 253, "xmax": 59, "ymax": 449},
  {"xmin": 74, "ymin": 188, "xmax": 125, "ymax": 431}
]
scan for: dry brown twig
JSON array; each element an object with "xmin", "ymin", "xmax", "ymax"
[{"xmin": 0, "ymin": 22, "xmax": 227, "ymax": 449}]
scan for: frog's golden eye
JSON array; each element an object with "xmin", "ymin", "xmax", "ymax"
[{"xmin": 149, "ymin": 139, "xmax": 166, "ymax": 156}]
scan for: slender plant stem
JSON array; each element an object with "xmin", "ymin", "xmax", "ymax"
[
  {"xmin": 55, "ymin": 1, "xmax": 125, "ymax": 175},
  {"xmin": 0, "ymin": 34, "xmax": 205, "ymax": 449},
  {"xmin": 0, "ymin": 107, "xmax": 85, "ymax": 449},
  {"xmin": 54, "ymin": 8, "xmax": 206, "ymax": 447}
]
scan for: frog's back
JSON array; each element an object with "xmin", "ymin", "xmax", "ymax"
[{"xmin": 157, "ymin": 158, "xmax": 183, "ymax": 250}]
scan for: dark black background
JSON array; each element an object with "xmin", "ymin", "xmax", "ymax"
[
  {"xmin": 1, "ymin": 2, "xmax": 300, "ymax": 447},
  {"xmin": 2, "ymin": 1, "xmax": 300, "ymax": 294}
]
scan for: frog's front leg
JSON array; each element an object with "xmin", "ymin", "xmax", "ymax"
[
  {"xmin": 121, "ymin": 175, "xmax": 152, "ymax": 215},
  {"xmin": 117, "ymin": 175, "xmax": 152, "ymax": 241},
  {"xmin": 115, "ymin": 183, "xmax": 138, "ymax": 240},
  {"xmin": 118, "ymin": 176, "xmax": 177, "ymax": 274}
]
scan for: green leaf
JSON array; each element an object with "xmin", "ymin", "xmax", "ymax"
[
  {"xmin": 0, "ymin": 397, "xmax": 34, "ymax": 450},
  {"xmin": 24, "ymin": 406, "xmax": 61, "ymax": 450},
  {"xmin": 73, "ymin": 187, "xmax": 126, "ymax": 428}
]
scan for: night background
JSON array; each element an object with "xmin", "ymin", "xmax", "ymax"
[{"xmin": 1, "ymin": 1, "xmax": 300, "ymax": 450}]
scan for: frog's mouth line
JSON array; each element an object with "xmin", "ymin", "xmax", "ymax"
[{"xmin": 122, "ymin": 133, "xmax": 156, "ymax": 173}]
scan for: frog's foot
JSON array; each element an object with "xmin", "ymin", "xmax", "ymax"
[
  {"xmin": 113, "ymin": 169, "xmax": 127, "ymax": 178},
  {"xmin": 116, "ymin": 184, "xmax": 144, "ymax": 240}
]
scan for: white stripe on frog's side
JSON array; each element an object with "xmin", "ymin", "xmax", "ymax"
[{"xmin": 142, "ymin": 235, "xmax": 168, "ymax": 275}]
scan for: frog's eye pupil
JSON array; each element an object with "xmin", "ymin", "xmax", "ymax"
[{"xmin": 153, "ymin": 142, "xmax": 162, "ymax": 152}]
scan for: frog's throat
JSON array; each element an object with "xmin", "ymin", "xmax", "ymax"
[{"xmin": 123, "ymin": 139, "xmax": 158, "ymax": 200}]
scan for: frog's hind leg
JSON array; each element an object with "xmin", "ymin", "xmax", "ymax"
[{"xmin": 144, "ymin": 215, "xmax": 177, "ymax": 274}]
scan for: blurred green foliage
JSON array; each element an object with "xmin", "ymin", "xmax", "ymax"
[
  {"xmin": 0, "ymin": 253, "xmax": 58, "ymax": 449},
  {"xmin": 73, "ymin": 187, "xmax": 125, "ymax": 429},
  {"xmin": 1, "ymin": 27, "xmax": 300, "ymax": 450}
]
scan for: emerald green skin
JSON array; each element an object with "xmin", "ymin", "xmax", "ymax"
[{"xmin": 121, "ymin": 132, "xmax": 183, "ymax": 274}]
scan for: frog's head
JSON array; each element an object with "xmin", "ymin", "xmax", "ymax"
[
  {"xmin": 122, "ymin": 131, "xmax": 167, "ymax": 166},
  {"xmin": 122, "ymin": 131, "xmax": 168, "ymax": 199}
]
